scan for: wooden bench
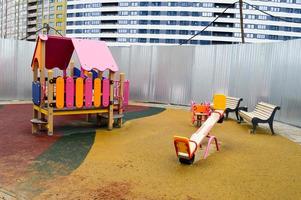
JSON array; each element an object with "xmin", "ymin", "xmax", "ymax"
[
  {"xmin": 238, "ymin": 102, "xmax": 280, "ymax": 135},
  {"xmin": 225, "ymin": 96, "xmax": 243, "ymax": 120}
]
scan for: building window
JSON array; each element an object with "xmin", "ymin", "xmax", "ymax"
[
  {"xmin": 57, "ymin": 5, "xmax": 63, "ymax": 10},
  {"xmin": 56, "ymin": 14, "xmax": 63, "ymax": 19},
  {"xmin": 138, "ymin": 38, "xmax": 147, "ymax": 43},
  {"xmin": 202, "ymin": 12, "xmax": 212, "ymax": 17},
  {"xmin": 118, "ymin": 29, "xmax": 128, "ymax": 33},
  {"xmin": 257, "ymin": 24, "xmax": 265, "ymax": 29},
  {"xmin": 120, "ymin": 2, "xmax": 129, "ymax": 7},
  {"xmin": 257, "ymin": 34, "xmax": 265, "ymax": 39},
  {"xmin": 56, "ymin": 22, "xmax": 62, "ymax": 26},
  {"xmin": 150, "ymin": 38, "xmax": 159, "ymax": 43}
]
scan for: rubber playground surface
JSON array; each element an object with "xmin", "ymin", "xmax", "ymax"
[{"xmin": 0, "ymin": 104, "xmax": 300, "ymax": 199}]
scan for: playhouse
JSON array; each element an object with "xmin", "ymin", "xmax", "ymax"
[{"xmin": 30, "ymin": 34, "xmax": 129, "ymax": 135}]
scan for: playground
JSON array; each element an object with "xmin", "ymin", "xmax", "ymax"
[
  {"xmin": 0, "ymin": 36, "xmax": 301, "ymax": 199},
  {"xmin": 0, "ymin": 103, "xmax": 300, "ymax": 199}
]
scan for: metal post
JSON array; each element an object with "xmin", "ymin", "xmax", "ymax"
[{"xmin": 239, "ymin": 0, "xmax": 245, "ymax": 43}]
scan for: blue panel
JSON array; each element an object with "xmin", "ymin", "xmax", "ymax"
[
  {"xmin": 73, "ymin": 67, "xmax": 81, "ymax": 77},
  {"xmin": 91, "ymin": 70, "xmax": 98, "ymax": 79},
  {"xmin": 32, "ymin": 81, "xmax": 41, "ymax": 106}
]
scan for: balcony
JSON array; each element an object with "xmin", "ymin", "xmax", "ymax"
[
  {"xmin": 27, "ymin": 20, "xmax": 36, "ymax": 25},
  {"xmin": 213, "ymin": 22, "xmax": 234, "ymax": 28},
  {"xmin": 27, "ymin": 27, "xmax": 37, "ymax": 33},
  {"xmin": 100, "ymin": 37, "xmax": 117, "ymax": 42},
  {"xmin": 213, "ymin": 13, "xmax": 235, "ymax": 18},
  {"xmin": 101, "ymin": 29, "xmax": 117, "ymax": 33},
  {"xmin": 101, "ymin": 11, "xmax": 118, "ymax": 16},
  {"xmin": 28, "ymin": 13, "xmax": 37, "ymax": 18},
  {"xmin": 27, "ymin": 5, "xmax": 37, "ymax": 11},
  {"xmin": 214, "ymin": 3, "xmax": 235, "ymax": 8},
  {"xmin": 212, "ymin": 31, "xmax": 234, "ymax": 37},
  {"xmin": 101, "ymin": 2, "xmax": 118, "ymax": 7},
  {"xmin": 26, "ymin": 34, "xmax": 36, "ymax": 41},
  {"xmin": 101, "ymin": 20, "xmax": 118, "ymax": 25}
]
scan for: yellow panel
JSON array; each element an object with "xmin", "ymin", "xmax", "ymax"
[
  {"xmin": 53, "ymin": 109, "xmax": 108, "ymax": 116},
  {"xmin": 76, "ymin": 78, "xmax": 84, "ymax": 108},
  {"xmin": 56, "ymin": 77, "xmax": 65, "ymax": 109},
  {"xmin": 213, "ymin": 94, "xmax": 226, "ymax": 110},
  {"xmin": 94, "ymin": 78, "xmax": 101, "ymax": 107}
]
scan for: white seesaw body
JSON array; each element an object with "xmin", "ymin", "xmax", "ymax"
[
  {"xmin": 190, "ymin": 110, "xmax": 223, "ymax": 148},
  {"xmin": 175, "ymin": 110, "xmax": 224, "ymax": 164}
]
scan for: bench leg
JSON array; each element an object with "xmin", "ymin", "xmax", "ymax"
[
  {"xmin": 235, "ymin": 110, "xmax": 239, "ymax": 121},
  {"xmin": 251, "ymin": 123, "xmax": 257, "ymax": 134},
  {"xmin": 269, "ymin": 121, "xmax": 275, "ymax": 135},
  {"xmin": 225, "ymin": 111, "xmax": 229, "ymax": 119},
  {"xmin": 238, "ymin": 115, "xmax": 243, "ymax": 124}
]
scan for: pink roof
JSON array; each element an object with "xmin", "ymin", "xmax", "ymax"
[
  {"xmin": 31, "ymin": 35, "xmax": 119, "ymax": 72},
  {"xmin": 72, "ymin": 39, "xmax": 118, "ymax": 72}
]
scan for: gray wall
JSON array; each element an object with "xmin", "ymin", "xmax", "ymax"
[{"xmin": 0, "ymin": 38, "xmax": 301, "ymax": 127}]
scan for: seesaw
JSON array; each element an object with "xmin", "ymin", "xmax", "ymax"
[{"xmin": 174, "ymin": 94, "xmax": 226, "ymax": 164}]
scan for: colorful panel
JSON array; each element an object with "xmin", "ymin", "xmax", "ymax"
[
  {"xmin": 213, "ymin": 94, "xmax": 226, "ymax": 110},
  {"xmin": 85, "ymin": 78, "xmax": 93, "ymax": 108},
  {"xmin": 92, "ymin": 70, "xmax": 98, "ymax": 79},
  {"xmin": 76, "ymin": 78, "xmax": 84, "ymax": 108},
  {"xmin": 93, "ymin": 78, "xmax": 101, "ymax": 107},
  {"xmin": 66, "ymin": 77, "xmax": 74, "ymax": 108},
  {"xmin": 123, "ymin": 81, "xmax": 130, "ymax": 106},
  {"xmin": 102, "ymin": 79, "xmax": 110, "ymax": 107},
  {"xmin": 73, "ymin": 67, "xmax": 81, "ymax": 78},
  {"xmin": 32, "ymin": 81, "xmax": 41, "ymax": 106},
  {"xmin": 56, "ymin": 77, "xmax": 65, "ymax": 109}
]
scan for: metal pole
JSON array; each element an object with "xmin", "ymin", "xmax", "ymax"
[{"xmin": 239, "ymin": 0, "xmax": 245, "ymax": 43}]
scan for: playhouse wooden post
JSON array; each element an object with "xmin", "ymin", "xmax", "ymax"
[
  {"xmin": 87, "ymin": 72, "xmax": 93, "ymax": 122},
  {"xmin": 96, "ymin": 70, "xmax": 103, "ymax": 126},
  {"xmin": 69, "ymin": 61, "xmax": 74, "ymax": 77},
  {"xmin": 108, "ymin": 70, "xmax": 115, "ymax": 130},
  {"xmin": 32, "ymin": 65, "xmax": 38, "ymax": 134},
  {"xmin": 40, "ymin": 41, "xmax": 46, "ymax": 112},
  {"xmin": 47, "ymin": 70, "xmax": 54, "ymax": 136},
  {"xmin": 117, "ymin": 73, "xmax": 125, "ymax": 127}
]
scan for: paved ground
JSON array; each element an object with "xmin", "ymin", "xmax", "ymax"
[
  {"xmin": 0, "ymin": 102, "xmax": 300, "ymax": 199},
  {"xmin": 131, "ymin": 101, "xmax": 301, "ymax": 145},
  {"xmin": 1, "ymin": 100, "xmax": 300, "ymax": 145}
]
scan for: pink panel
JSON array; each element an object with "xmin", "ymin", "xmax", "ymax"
[
  {"xmin": 85, "ymin": 78, "xmax": 93, "ymax": 108},
  {"xmin": 123, "ymin": 81, "xmax": 129, "ymax": 106},
  {"xmin": 66, "ymin": 77, "xmax": 74, "ymax": 108},
  {"xmin": 102, "ymin": 79, "xmax": 110, "ymax": 107},
  {"xmin": 71, "ymin": 39, "xmax": 119, "ymax": 72}
]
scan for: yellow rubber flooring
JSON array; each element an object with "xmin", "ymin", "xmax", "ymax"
[{"xmin": 36, "ymin": 109, "xmax": 301, "ymax": 200}]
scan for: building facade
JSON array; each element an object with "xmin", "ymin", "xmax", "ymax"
[
  {"xmin": 66, "ymin": 0, "xmax": 301, "ymax": 45},
  {"xmin": 0, "ymin": 0, "xmax": 28, "ymax": 40},
  {"xmin": 0, "ymin": 0, "xmax": 67, "ymax": 41},
  {"xmin": 27, "ymin": 0, "xmax": 67, "ymax": 41}
]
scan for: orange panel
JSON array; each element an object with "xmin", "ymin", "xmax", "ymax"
[
  {"xmin": 213, "ymin": 94, "xmax": 226, "ymax": 110},
  {"xmin": 76, "ymin": 78, "xmax": 84, "ymax": 108},
  {"xmin": 56, "ymin": 77, "xmax": 65, "ymax": 109},
  {"xmin": 94, "ymin": 78, "xmax": 101, "ymax": 107}
]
